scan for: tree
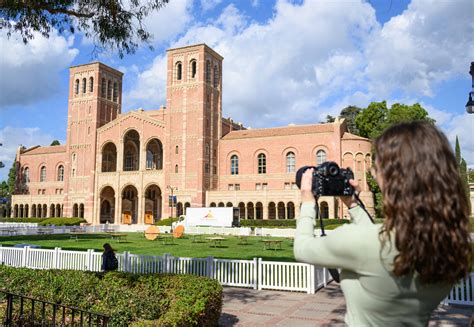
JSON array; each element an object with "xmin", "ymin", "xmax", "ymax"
[
  {"xmin": 7, "ymin": 161, "xmax": 16, "ymax": 196},
  {"xmin": 339, "ymin": 106, "xmax": 361, "ymax": 135},
  {"xmin": 354, "ymin": 101, "xmax": 388, "ymax": 139},
  {"xmin": 0, "ymin": 0, "xmax": 169, "ymax": 58},
  {"xmin": 353, "ymin": 101, "xmax": 435, "ymax": 217},
  {"xmin": 455, "ymin": 136, "xmax": 471, "ymax": 212},
  {"xmin": 325, "ymin": 115, "xmax": 336, "ymax": 123},
  {"xmin": 50, "ymin": 140, "xmax": 60, "ymax": 146},
  {"xmin": 0, "ymin": 143, "xmax": 4, "ymax": 168},
  {"xmin": 468, "ymin": 168, "xmax": 474, "ymax": 184}
]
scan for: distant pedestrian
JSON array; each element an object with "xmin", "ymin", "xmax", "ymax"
[{"xmin": 101, "ymin": 243, "xmax": 118, "ymax": 272}]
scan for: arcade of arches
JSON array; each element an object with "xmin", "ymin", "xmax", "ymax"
[
  {"xmin": 98, "ymin": 184, "xmax": 162, "ymax": 224},
  {"xmin": 12, "ymin": 203, "xmax": 85, "ymax": 218}
]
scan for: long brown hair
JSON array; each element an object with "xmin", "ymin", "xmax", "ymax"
[{"xmin": 375, "ymin": 121, "xmax": 471, "ymax": 284}]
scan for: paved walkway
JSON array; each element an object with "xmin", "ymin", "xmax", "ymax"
[{"xmin": 219, "ymin": 284, "xmax": 473, "ymax": 326}]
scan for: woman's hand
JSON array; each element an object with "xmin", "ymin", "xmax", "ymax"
[
  {"xmin": 339, "ymin": 179, "xmax": 361, "ymax": 209},
  {"xmin": 300, "ymin": 168, "xmax": 316, "ymax": 204}
]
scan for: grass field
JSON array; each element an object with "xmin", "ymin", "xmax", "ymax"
[{"xmin": 0, "ymin": 233, "xmax": 296, "ymax": 262}]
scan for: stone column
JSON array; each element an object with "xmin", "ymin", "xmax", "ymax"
[{"xmin": 263, "ymin": 203, "xmax": 268, "ymax": 220}]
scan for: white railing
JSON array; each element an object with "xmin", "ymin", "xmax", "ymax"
[
  {"xmin": 3, "ymin": 245, "xmax": 471, "ymax": 302},
  {"xmin": 443, "ymin": 273, "xmax": 474, "ymax": 306},
  {"xmin": 0, "ymin": 246, "xmax": 329, "ymax": 294}
]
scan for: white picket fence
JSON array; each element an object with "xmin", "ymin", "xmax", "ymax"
[
  {"xmin": 0, "ymin": 246, "xmax": 330, "ymax": 294},
  {"xmin": 443, "ymin": 273, "xmax": 474, "ymax": 306}
]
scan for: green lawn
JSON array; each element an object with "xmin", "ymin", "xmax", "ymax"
[{"xmin": 0, "ymin": 233, "xmax": 296, "ymax": 262}]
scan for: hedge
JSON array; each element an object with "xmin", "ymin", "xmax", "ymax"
[
  {"xmin": 155, "ymin": 217, "xmax": 179, "ymax": 226},
  {"xmin": 0, "ymin": 265, "xmax": 223, "ymax": 326},
  {"xmin": 239, "ymin": 218, "xmax": 351, "ymax": 228},
  {"xmin": 38, "ymin": 217, "xmax": 87, "ymax": 226},
  {"xmin": 0, "ymin": 217, "xmax": 48, "ymax": 223}
]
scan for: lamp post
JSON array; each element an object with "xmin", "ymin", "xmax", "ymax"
[
  {"xmin": 166, "ymin": 185, "xmax": 178, "ymax": 219},
  {"xmin": 466, "ymin": 62, "xmax": 474, "ymax": 114}
]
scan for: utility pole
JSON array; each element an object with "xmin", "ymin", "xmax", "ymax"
[{"xmin": 166, "ymin": 185, "xmax": 178, "ymax": 219}]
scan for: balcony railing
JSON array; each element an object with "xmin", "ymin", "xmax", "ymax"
[{"xmin": 1, "ymin": 290, "xmax": 109, "ymax": 326}]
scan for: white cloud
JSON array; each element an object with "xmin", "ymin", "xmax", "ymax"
[
  {"xmin": 0, "ymin": 126, "xmax": 61, "ymax": 180},
  {"xmin": 443, "ymin": 113, "xmax": 474, "ymax": 168},
  {"xmin": 0, "ymin": 30, "xmax": 78, "ymax": 108},
  {"xmin": 125, "ymin": 0, "xmax": 473, "ymax": 167},
  {"xmin": 364, "ymin": 0, "xmax": 473, "ymax": 98},
  {"xmin": 200, "ymin": 0, "xmax": 222, "ymax": 12}
]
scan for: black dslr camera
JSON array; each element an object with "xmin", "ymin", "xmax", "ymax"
[{"xmin": 295, "ymin": 162, "xmax": 354, "ymax": 196}]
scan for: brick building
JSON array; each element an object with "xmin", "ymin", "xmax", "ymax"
[{"xmin": 11, "ymin": 44, "xmax": 374, "ymax": 224}]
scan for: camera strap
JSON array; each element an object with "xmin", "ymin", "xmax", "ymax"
[{"xmin": 314, "ymin": 196, "xmax": 340, "ymax": 283}]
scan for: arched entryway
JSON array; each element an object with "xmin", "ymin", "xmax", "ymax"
[
  {"xmin": 145, "ymin": 184, "xmax": 162, "ymax": 224},
  {"xmin": 122, "ymin": 185, "xmax": 138, "ymax": 224},
  {"xmin": 50, "ymin": 204, "xmax": 55, "ymax": 217},
  {"xmin": 247, "ymin": 202, "xmax": 254, "ymax": 219},
  {"xmin": 176, "ymin": 202, "xmax": 183, "ymax": 217},
  {"xmin": 73, "ymin": 204, "xmax": 78, "ymax": 217},
  {"xmin": 256, "ymin": 202, "xmax": 263, "ymax": 220},
  {"xmin": 287, "ymin": 202, "xmax": 295, "ymax": 219},
  {"xmin": 42, "ymin": 204, "xmax": 47, "ymax": 218},
  {"xmin": 277, "ymin": 202, "xmax": 285, "ymax": 219},
  {"xmin": 218, "ymin": 202, "xmax": 225, "ymax": 207},
  {"xmin": 31, "ymin": 204, "xmax": 37, "ymax": 218},
  {"xmin": 56, "ymin": 204, "xmax": 62, "ymax": 217},
  {"xmin": 238, "ymin": 202, "xmax": 245, "ymax": 219},
  {"xmin": 320, "ymin": 201, "xmax": 329, "ymax": 219},
  {"xmin": 268, "ymin": 202, "xmax": 276, "ymax": 219},
  {"xmin": 184, "ymin": 202, "xmax": 190, "ymax": 214},
  {"xmin": 100, "ymin": 186, "xmax": 115, "ymax": 224},
  {"xmin": 210, "ymin": 202, "xmax": 216, "ymax": 207}
]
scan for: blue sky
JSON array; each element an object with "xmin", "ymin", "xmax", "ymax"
[{"xmin": 0, "ymin": 0, "xmax": 473, "ymax": 182}]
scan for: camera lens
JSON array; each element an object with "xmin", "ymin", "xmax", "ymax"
[{"xmin": 328, "ymin": 163, "xmax": 339, "ymax": 176}]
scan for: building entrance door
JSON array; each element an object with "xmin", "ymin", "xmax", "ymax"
[
  {"xmin": 145, "ymin": 211, "xmax": 153, "ymax": 224},
  {"xmin": 123, "ymin": 211, "xmax": 132, "ymax": 224}
]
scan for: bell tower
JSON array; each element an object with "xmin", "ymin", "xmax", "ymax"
[
  {"xmin": 64, "ymin": 62, "xmax": 123, "ymax": 219},
  {"xmin": 165, "ymin": 44, "xmax": 223, "ymax": 209}
]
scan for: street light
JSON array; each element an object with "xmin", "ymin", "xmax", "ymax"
[
  {"xmin": 166, "ymin": 185, "xmax": 178, "ymax": 219},
  {"xmin": 466, "ymin": 62, "xmax": 474, "ymax": 114}
]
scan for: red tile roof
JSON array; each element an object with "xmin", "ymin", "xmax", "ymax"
[
  {"xmin": 22, "ymin": 145, "xmax": 67, "ymax": 155},
  {"xmin": 221, "ymin": 123, "xmax": 334, "ymax": 140}
]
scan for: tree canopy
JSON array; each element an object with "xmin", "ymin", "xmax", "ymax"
[
  {"xmin": 354, "ymin": 101, "xmax": 434, "ymax": 139},
  {"xmin": 0, "ymin": 0, "xmax": 169, "ymax": 57},
  {"xmin": 339, "ymin": 105, "xmax": 361, "ymax": 135},
  {"xmin": 50, "ymin": 140, "xmax": 61, "ymax": 146}
]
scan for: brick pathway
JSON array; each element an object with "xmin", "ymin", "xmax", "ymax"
[{"xmin": 219, "ymin": 284, "xmax": 473, "ymax": 326}]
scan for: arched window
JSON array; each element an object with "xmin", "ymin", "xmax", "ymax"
[
  {"xmin": 40, "ymin": 166, "xmax": 46, "ymax": 182},
  {"xmin": 316, "ymin": 150, "xmax": 326, "ymax": 165},
  {"xmin": 123, "ymin": 130, "xmax": 140, "ymax": 171},
  {"xmin": 190, "ymin": 60, "xmax": 197, "ymax": 78},
  {"xmin": 286, "ymin": 152, "xmax": 296, "ymax": 173},
  {"xmin": 75, "ymin": 79, "xmax": 79, "ymax": 95},
  {"xmin": 256, "ymin": 202, "xmax": 263, "ymax": 219},
  {"xmin": 218, "ymin": 202, "xmax": 225, "ymax": 207},
  {"xmin": 205, "ymin": 60, "xmax": 211, "ymax": 83},
  {"xmin": 73, "ymin": 204, "xmax": 78, "ymax": 217},
  {"xmin": 258, "ymin": 153, "xmax": 266, "ymax": 174},
  {"xmin": 79, "ymin": 204, "xmax": 84, "ymax": 218},
  {"xmin": 213, "ymin": 65, "xmax": 219, "ymax": 87},
  {"xmin": 89, "ymin": 77, "xmax": 94, "ymax": 92},
  {"xmin": 82, "ymin": 78, "xmax": 86, "ymax": 93},
  {"xmin": 113, "ymin": 82, "xmax": 118, "ymax": 102},
  {"xmin": 57, "ymin": 165, "xmax": 64, "ymax": 181},
  {"xmin": 107, "ymin": 80, "xmax": 112, "ymax": 100},
  {"xmin": 101, "ymin": 78, "xmax": 106, "ymax": 97},
  {"xmin": 230, "ymin": 155, "xmax": 239, "ymax": 175},
  {"xmin": 175, "ymin": 145, "xmax": 179, "ymax": 154},
  {"xmin": 287, "ymin": 202, "xmax": 295, "ymax": 219},
  {"xmin": 146, "ymin": 139, "xmax": 163, "ymax": 170},
  {"xmin": 176, "ymin": 62, "xmax": 182, "ymax": 80},
  {"xmin": 210, "ymin": 202, "xmax": 216, "ymax": 207},
  {"xmin": 23, "ymin": 167, "xmax": 29, "ymax": 184},
  {"xmin": 175, "ymin": 165, "xmax": 179, "ymax": 173},
  {"xmin": 102, "ymin": 143, "xmax": 117, "ymax": 172}
]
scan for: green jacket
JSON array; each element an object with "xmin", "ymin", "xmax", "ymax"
[{"xmin": 294, "ymin": 203, "xmax": 452, "ymax": 326}]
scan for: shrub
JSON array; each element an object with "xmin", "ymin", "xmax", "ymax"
[
  {"xmin": 155, "ymin": 217, "xmax": 179, "ymax": 226},
  {"xmin": 38, "ymin": 217, "xmax": 87, "ymax": 226},
  {"xmin": 0, "ymin": 217, "xmax": 48, "ymax": 223},
  {"xmin": 239, "ymin": 218, "xmax": 350, "ymax": 228},
  {"xmin": 0, "ymin": 266, "xmax": 223, "ymax": 326}
]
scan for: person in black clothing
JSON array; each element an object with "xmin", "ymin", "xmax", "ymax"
[{"xmin": 101, "ymin": 243, "xmax": 118, "ymax": 271}]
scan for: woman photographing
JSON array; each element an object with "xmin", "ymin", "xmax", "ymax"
[{"xmin": 294, "ymin": 121, "xmax": 471, "ymax": 326}]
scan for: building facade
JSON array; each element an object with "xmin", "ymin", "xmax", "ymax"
[{"xmin": 11, "ymin": 44, "xmax": 375, "ymax": 224}]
